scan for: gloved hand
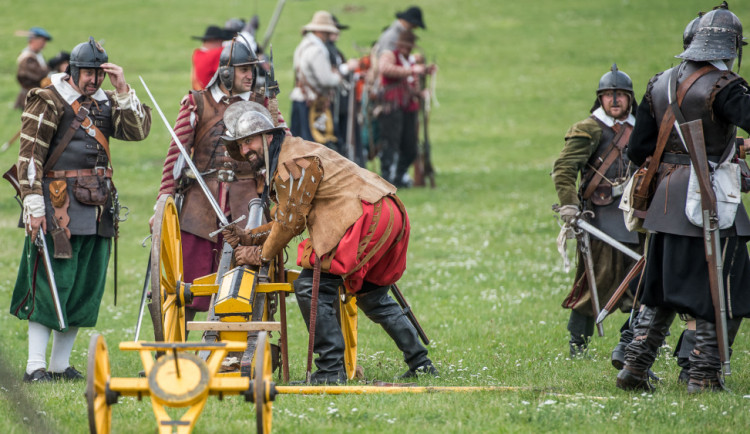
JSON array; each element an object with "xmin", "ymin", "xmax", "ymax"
[
  {"xmin": 222, "ymin": 223, "xmax": 249, "ymax": 248},
  {"xmin": 235, "ymin": 245, "xmax": 264, "ymax": 266},
  {"xmin": 558, "ymin": 204, "xmax": 579, "ymax": 225}
]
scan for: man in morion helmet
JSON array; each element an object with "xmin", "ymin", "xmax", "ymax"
[
  {"xmin": 220, "ymin": 102, "xmax": 437, "ymax": 384},
  {"xmin": 617, "ymin": 4, "xmax": 750, "ymax": 393},
  {"xmin": 153, "ymin": 36, "xmax": 289, "ymax": 324},
  {"xmin": 552, "ymin": 64, "xmax": 643, "ymax": 365},
  {"xmin": 10, "ymin": 37, "xmax": 151, "ymax": 383}
]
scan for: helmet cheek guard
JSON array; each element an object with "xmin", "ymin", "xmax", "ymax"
[
  {"xmin": 210, "ymin": 35, "xmax": 263, "ymax": 92},
  {"xmin": 69, "ymin": 36, "xmax": 108, "ymax": 89}
]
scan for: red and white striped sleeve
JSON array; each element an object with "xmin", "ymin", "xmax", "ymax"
[{"xmin": 157, "ymin": 94, "xmax": 197, "ymax": 197}]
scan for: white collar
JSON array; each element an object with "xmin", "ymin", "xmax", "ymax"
[
  {"xmin": 51, "ymin": 72, "xmax": 108, "ymax": 105},
  {"xmin": 209, "ymin": 83, "xmax": 252, "ymax": 103},
  {"xmin": 592, "ymin": 106, "xmax": 635, "ymax": 128}
]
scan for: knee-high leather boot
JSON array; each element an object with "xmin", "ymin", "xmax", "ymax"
[
  {"xmin": 356, "ymin": 284, "xmax": 437, "ymax": 378},
  {"xmin": 687, "ymin": 317, "xmax": 741, "ymax": 393},
  {"xmin": 617, "ymin": 306, "xmax": 675, "ymax": 391},
  {"xmin": 293, "ymin": 273, "xmax": 347, "ymax": 384}
]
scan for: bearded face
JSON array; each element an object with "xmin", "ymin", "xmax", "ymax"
[{"xmin": 239, "ymin": 134, "xmax": 266, "ymax": 173}]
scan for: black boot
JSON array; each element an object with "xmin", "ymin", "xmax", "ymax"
[
  {"xmin": 567, "ymin": 310, "xmax": 594, "ymax": 358},
  {"xmin": 356, "ymin": 283, "xmax": 436, "ymax": 378},
  {"xmin": 293, "ymin": 271, "xmax": 347, "ymax": 384},
  {"xmin": 673, "ymin": 329, "xmax": 695, "ymax": 384},
  {"xmin": 612, "ymin": 314, "xmax": 636, "ymax": 369},
  {"xmin": 687, "ymin": 318, "xmax": 741, "ymax": 393}
]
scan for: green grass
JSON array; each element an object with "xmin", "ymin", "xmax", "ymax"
[{"xmin": 1, "ymin": 0, "xmax": 750, "ymax": 433}]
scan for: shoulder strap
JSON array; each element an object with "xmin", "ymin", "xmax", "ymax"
[
  {"xmin": 581, "ymin": 122, "xmax": 632, "ymax": 200},
  {"xmin": 43, "ymin": 99, "xmax": 93, "ymax": 172},
  {"xmin": 634, "ymin": 65, "xmax": 715, "ymax": 198}
]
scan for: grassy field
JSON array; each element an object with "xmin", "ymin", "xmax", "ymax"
[{"xmin": 1, "ymin": 0, "xmax": 750, "ymax": 432}]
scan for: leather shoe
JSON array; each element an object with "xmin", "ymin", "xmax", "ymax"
[
  {"xmin": 23, "ymin": 368, "xmax": 52, "ymax": 383},
  {"xmin": 687, "ymin": 376, "xmax": 725, "ymax": 393},
  {"xmin": 400, "ymin": 362, "xmax": 439, "ymax": 379},
  {"xmin": 50, "ymin": 366, "xmax": 84, "ymax": 381}
]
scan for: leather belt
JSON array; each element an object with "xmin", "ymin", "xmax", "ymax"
[
  {"xmin": 45, "ymin": 167, "xmax": 112, "ymax": 178},
  {"xmin": 662, "ymin": 152, "xmax": 721, "ymax": 165}
]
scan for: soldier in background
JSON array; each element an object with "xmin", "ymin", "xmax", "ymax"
[
  {"xmin": 190, "ymin": 25, "xmax": 232, "ymax": 91},
  {"xmin": 290, "ymin": 11, "xmax": 357, "ymax": 149},
  {"xmin": 154, "ymin": 37, "xmax": 288, "ymax": 324},
  {"xmin": 552, "ymin": 65, "xmax": 643, "ymax": 362},
  {"xmin": 15, "ymin": 27, "xmax": 52, "ymax": 110},
  {"xmin": 376, "ymin": 30, "xmax": 433, "ymax": 187},
  {"xmin": 375, "ymin": 6, "xmax": 425, "ymax": 56},
  {"xmin": 10, "ymin": 37, "xmax": 151, "ymax": 382}
]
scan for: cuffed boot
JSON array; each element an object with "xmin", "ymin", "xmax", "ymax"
[
  {"xmin": 567, "ymin": 310, "xmax": 594, "ymax": 358},
  {"xmin": 356, "ymin": 283, "xmax": 436, "ymax": 378},
  {"xmin": 293, "ymin": 272, "xmax": 347, "ymax": 384},
  {"xmin": 617, "ymin": 306, "xmax": 675, "ymax": 392},
  {"xmin": 687, "ymin": 317, "xmax": 741, "ymax": 393},
  {"xmin": 612, "ymin": 314, "xmax": 636, "ymax": 369}
]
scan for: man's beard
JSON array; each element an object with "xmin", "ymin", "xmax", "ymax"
[{"xmin": 245, "ymin": 150, "xmax": 265, "ymax": 174}]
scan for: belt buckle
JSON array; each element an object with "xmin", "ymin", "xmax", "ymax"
[
  {"xmin": 93, "ymin": 166, "xmax": 107, "ymax": 176},
  {"xmin": 218, "ymin": 169, "xmax": 235, "ymax": 182},
  {"xmin": 611, "ymin": 181, "xmax": 624, "ymax": 198}
]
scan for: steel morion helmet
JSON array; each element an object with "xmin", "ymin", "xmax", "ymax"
[
  {"xmin": 677, "ymin": 6, "xmax": 746, "ymax": 66},
  {"xmin": 69, "ymin": 37, "xmax": 108, "ymax": 86},
  {"xmin": 683, "ymin": 15, "xmax": 703, "ymax": 49},
  {"xmin": 221, "ymin": 101, "xmax": 283, "ymax": 161},
  {"xmin": 207, "ymin": 35, "xmax": 263, "ymax": 92}
]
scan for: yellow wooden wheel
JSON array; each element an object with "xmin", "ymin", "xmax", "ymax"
[
  {"xmin": 150, "ymin": 194, "xmax": 186, "ymax": 343},
  {"xmin": 86, "ymin": 334, "xmax": 113, "ymax": 434},
  {"xmin": 254, "ymin": 332, "xmax": 275, "ymax": 434}
]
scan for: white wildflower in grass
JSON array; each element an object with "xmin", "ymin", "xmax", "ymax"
[{"xmin": 521, "ymin": 401, "xmax": 530, "ymax": 405}]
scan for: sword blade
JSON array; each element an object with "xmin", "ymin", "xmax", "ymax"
[
  {"xmin": 138, "ymin": 76, "xmax": 228, "ymax": 226},
  {"xmin": 39, "ymin": 235, "xmax": 65, "ymax": 330},
  {"xmin": 134, "ymin": 252, "xmax": 152, "ymax": 341},
  {"xmin": 579, "ymin": 232, "xmax": 604, "ymax": 337},
  {"xmin": 574, "ymin": 219, "xmax": 642, "ymax": 261}
]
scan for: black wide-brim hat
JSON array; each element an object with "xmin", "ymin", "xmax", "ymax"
[
  {"xmin": 192, "ymin": 25, "xmax": 232, "ymax": 41},
  {"xmin": 396, "ymin": 6, "xmax": 425, "ymax": 29}
]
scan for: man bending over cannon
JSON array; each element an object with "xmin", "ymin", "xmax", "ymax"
[{"xmin": 220, "ymin": 102, "xmax": 437, "ymax": 384}]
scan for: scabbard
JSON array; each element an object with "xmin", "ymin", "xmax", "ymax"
[{"xmin": 391, "ymin": 283, "xmax": 430, "ymax": 345}]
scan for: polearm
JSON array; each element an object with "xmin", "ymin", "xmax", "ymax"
[
  {"xmin": 260, "ymin": 0, "xmax": 286, "ymax": 53},
  {"xmin": 391, "ymin": 283, "xmax": 430, "ymax": 345},
  {"xmin": 139, "ymin": 76, "xmax": 228, "ymax": 227},
  {"xmin": 680, "ymin": 119, "xmax": 731, "ymax": 377}
]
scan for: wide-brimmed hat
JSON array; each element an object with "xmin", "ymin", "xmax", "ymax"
[
  {"xmin": 302, "ymin": 11, "xmax": 339, "ymax": 34},
  {"xmin": 29, "ymin": 27, "xmax": 52, "ymax": 41},
  {"xmin": 396, "ymin": 6, "xmax": 425, "ymax": 29},
  {"xmin": 192, "ymin": 25, "xmax": 232, "ymax": 41}
]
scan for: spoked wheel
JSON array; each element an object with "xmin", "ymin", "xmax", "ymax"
[
  {"xmin": 255, "ymin": 332, "xmax": 275, "ymax": 434},
  {"xmin": 86, "ymin": 334, "xmax": 112, "ymax": 434},
  {"xmin": 150, "ymin": 194, "xmax": 186, "ymax": 343}
]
